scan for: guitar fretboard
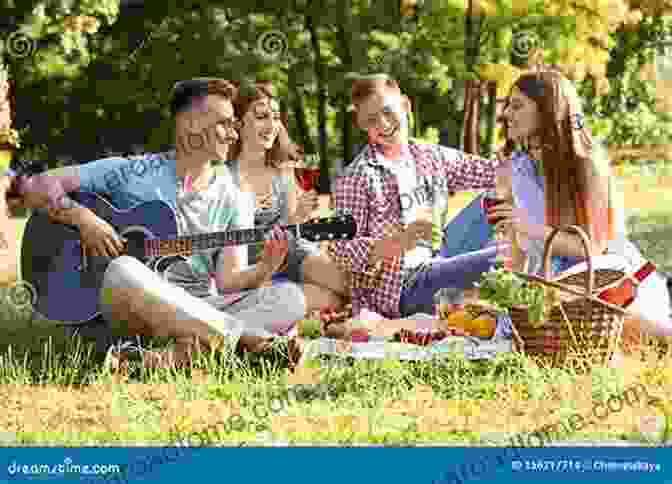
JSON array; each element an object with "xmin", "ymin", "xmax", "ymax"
[{"xmin": 144, "ymin": 225, "xmax": 291, "ymax": 258}]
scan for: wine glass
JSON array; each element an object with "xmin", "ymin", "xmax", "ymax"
[
  {"xmin": 294, "ymin": 153, "xmax": 320, "ymax": 192},
  {"xmin": 482, "ymin": 189, "xmax": 511, "ymax": 269},
  {"xmin": 482, "ymin": 189, "xmax": 506, "ymax": 224}
]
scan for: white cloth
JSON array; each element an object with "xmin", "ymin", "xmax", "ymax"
[
  {"xmin": 304, "ymin": 312, "xmax": 513, "ymax": 362},
  {"xmin": 303, "ymin": 336, "xmax": 512, "ymax": 362}
]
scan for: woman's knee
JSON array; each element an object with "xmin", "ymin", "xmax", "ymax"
[
  {"xmin": 271, "ymin": 281, "xmax": 307, "ymax": 320},
  {"xmin": 303, "ymin": 283, "xmax": 344, "ymax": 312},
  {"xmin": 302, "ymin": 254, "xmax": 348, "ymax": 293}
]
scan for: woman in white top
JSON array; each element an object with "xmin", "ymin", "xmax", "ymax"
[{"xmin": 490, "ymin": 69, "xmax": 672, "ymax": 345}]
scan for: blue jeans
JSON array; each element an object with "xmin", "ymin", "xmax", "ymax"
[
  {"xmin": 437, "ymin": 193, "xmax": 493, "ymax": 259},
  {"xmin": 400, "ymin": 193, "xmax": 497, "ymax": 316},
  {"xmin": 399, "ymin": 247, "xmax": 498, "ymax": 316},
  {"xmin": 272, "ymin": 272, "xmax": 290, "ymax": 283}
]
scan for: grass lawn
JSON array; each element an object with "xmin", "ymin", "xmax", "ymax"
[{"xmin": 0, "ymin": 174, "xmax": 671, "ymax": 446}]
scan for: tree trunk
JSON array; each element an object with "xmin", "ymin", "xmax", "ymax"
[
  {"xmin": 461, "ymin": 80, "xmax": 481, "ymax": 154},
  {"xmin": 483, "ymin": 81, "xmax": 497, "ymax": 156},
  {"xmin": 306, "ymin": 14, "xmax": 329, "ymax": 194},
  {"xmin": 288, "ymin": 74, "xmax": 315, "ymax": 154},
  {"xmin": 462, "ymin": 0, "xmax": 482, "ymax": 154},
  {"xmin": 336, "ymin": 0, "xmax": 354, "ymax": 177}
]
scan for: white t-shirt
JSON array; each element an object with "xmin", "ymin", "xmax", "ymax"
[{"xmin": 377, "ymin": 157, "xmax": 433, "ymax": 269}]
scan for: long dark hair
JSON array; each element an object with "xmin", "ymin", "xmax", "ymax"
[{"xmin": 500, "ymin": 70, "xmax": 612, "ymax": 250}]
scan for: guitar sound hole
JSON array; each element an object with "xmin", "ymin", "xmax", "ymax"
[{"xmin": 154, "ymin": 256, "xmax": 187, "ymax": 275}]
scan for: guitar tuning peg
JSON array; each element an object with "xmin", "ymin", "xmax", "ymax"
[
  {"xmin": 341, "ymin": 233, "xmax": 348, "ymax": 238},
  {"xmin": 328, "ymin": 233, "xmax": 334, "ymax": 239}
]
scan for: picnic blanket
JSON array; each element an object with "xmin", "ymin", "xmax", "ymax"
[{"xmin": 303, "ymin": 312, "xmax": 514, "ymax": 362}]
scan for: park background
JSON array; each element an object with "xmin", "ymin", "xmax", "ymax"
[
  {"xmin": 1, "ymin": 0, "xmax": 672, "ymax": 278},
  {"xmin": 0, "ymin": 0, "xmax": 669, "ymax": 447}
]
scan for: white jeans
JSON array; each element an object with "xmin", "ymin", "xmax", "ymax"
[{"xmin": 99, "ymin": 256, "xmax": 306, "ymax": 347}]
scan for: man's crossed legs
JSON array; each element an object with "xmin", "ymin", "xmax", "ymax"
[
  {"xmin": 96, "ymin": 256, "xmax": 306, "ymax": 367},
  {"xmin": 2, "ymin": 255, "xmax": 303, "ymax": 370}
]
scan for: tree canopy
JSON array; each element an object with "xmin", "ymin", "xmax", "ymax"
[{"xmin": 1, "ymin": 0, "xmax": 670, "ymax": 178}]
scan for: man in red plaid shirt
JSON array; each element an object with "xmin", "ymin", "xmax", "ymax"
[{"xmin": 328, "ymin": 75, "xmax": 507, "ymax": 318}]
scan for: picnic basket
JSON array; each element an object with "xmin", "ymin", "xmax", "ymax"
[{"xmin": 470, "ymin": 225, "xmax": 628, "ymax": 367}]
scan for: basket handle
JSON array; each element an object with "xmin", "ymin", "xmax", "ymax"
[{"xmin": 542, "ymin": 225, "xmax": 594, "ymax": 320}]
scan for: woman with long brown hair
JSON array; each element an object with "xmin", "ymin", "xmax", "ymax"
[
  {"xmin": 226, "ymin": 81, "xmax": 348, "ymax": 320},
  {"xmin": 491, "ymin": 69, "xmax": 672, "ymax": 339}
]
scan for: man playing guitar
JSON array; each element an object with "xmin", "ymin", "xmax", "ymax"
[{"xmin": 8, "ymin": 78, "xmax": 307, "ymax": 368}]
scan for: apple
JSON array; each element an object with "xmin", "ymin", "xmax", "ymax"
[
  {"xmin": 299, "ymin": 318, "xmax": 321, "ymax": 339},
  {"xmin": 350, "ymin": 328, "xmax": 370, "ymax": 343}
]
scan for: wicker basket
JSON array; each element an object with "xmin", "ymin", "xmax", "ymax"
[{"xmin": 475, "ymin": 225, "xmax": 628, "ymax": 367}]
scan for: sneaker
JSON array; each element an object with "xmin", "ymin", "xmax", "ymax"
[
  {"xmin": 240, "ymin": 336, "xmax": 304, "ymax": 371},
  {"xmin": 103, "ymin": 340, "xmax": 144, "ymax": 372}
]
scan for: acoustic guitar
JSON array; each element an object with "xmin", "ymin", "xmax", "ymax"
[{"xmin": 20, "ymin": 191, "xmax": 356, "ymax": 323}]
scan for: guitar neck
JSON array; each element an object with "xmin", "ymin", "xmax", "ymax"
[{"xmin": 144, "ymin": 223, "xmax": 297, "ymax": 258}]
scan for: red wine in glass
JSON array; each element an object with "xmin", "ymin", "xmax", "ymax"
[
  {"xmin": 295, "ymin": 167, "xmax": 320, "ymax": 192},
  {"xmin": 482, "ymin": 191, "xmax": 506, "ymax": 224}
]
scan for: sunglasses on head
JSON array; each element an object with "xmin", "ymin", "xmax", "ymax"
[{"xmin": 172, "ymin": 78, "xmax": 218, "ymax": 91}]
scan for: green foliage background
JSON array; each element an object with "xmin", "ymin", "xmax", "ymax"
[{"xmin": 2, "ymin": 1, "xmax": 671, "ymax": 175}]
